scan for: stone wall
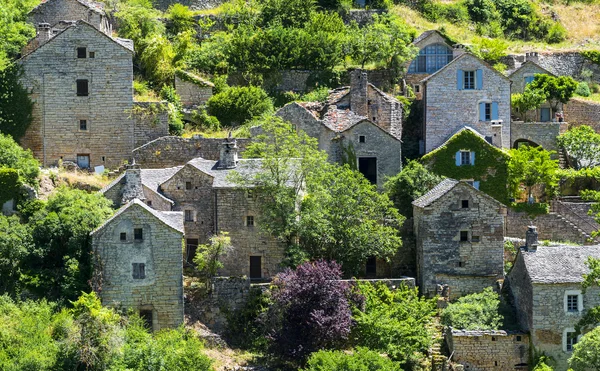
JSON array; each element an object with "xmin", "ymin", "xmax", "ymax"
[
  {"xmin": 447, "ymin": 329, "xmax": 529, "ymax": 371},
  {"xmin": 174, "ymin": 75, "xmax": 213, "ymax": 107},
  {"xmin": 505, "ymin": 210, "xmax": 590, "ymax": 245},
  {"xmin": 132, "ymin": 102, "xmax": 170, "ymax": 148},
  {"xmin": 132, "ymin": 136, "xmax": 251, "ymax": 168},
  {"xmin": 92, "ymin": 203, "xmax": 184, "ymax": 331},
  {"xmin": 510, "ymin": 122, "xmax": 567, "ymax": 151},
  {"xmin": 564, "ymin": 98, "xmax": 600, "ymax": 130},
  {"xmin": 502, "ymin": 52, "xmax": 600, "ymax": 82},
  {"xmin": 28, "ymin": 0, "xmax": 110, "ymax": 34}
]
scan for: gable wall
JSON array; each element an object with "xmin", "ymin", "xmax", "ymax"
[
  {"xmin": 405, "ymin": 32, "xmax": 454, "ymax": 95},
  {"xmin": 28, "ymin": 0, "xmax": 109, "ymax": 33},
  {"xmin": 366, "ymin": 86, "xmax": 402, "ymax": 139}
]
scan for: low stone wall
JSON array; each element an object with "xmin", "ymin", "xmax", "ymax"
[
  {"xmin": 132, "ymin": 136, "xmax": 251, "ymax": 168},
  {"xmin": 510, "ymin": 121, "xmax": 567, "ymax": 151},
  {"xmin": 505, "ymin": 210, "xmax": 589, "ymax": 244},
  {"xmin": 564, "ymin": 98, "xmax": 600, "ymax": 130},
  {"xmin": 447, "ymin": 329, "xmax": 529, "ymax": 371}
]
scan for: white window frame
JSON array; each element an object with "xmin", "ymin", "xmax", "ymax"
[
  {"xmin": 246, "ymin": 215, "xmax": 255, "ymax": 227},
  {"xmin": 563, "ymin": 328, "xmax": 581, "ymax": 352},
  {"xmin": 464, "ymin": 70, "xmax": 476, "ymax": 90},
  {"xmin": 564, "ymin": 290, "xmax": 583, "ymax": 314}
]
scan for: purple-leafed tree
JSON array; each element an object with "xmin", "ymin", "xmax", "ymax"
[{"xmin": 265, "ymin": 260, "xmax": 361, "ymax": 364}]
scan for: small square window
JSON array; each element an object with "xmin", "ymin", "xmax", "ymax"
[
  {"xmin": 120, "ymin": 232, "xmax": 127, "ymax": 241},
  {"xmin": 471, "ymin": 235, "xmax": 480, "ymax": 243},
  {"xmin": 516, "ymin": 336, "xmax": 522, "ymax": 342},
  {"xmin": 185, "ymin": 181, "xmax": 192, "ymax": 190},
  {"xmin": 76, "ymin": 79, "xmax": 89, "ymax": 96},
  {"xmin": 413, "ymin": 84, "xmax": 421, "ymax": 93},
  {"xmin": 247, "ymin": 190, "xmax": 254, "ymax": 199},
  {"xmin": 492, "ymin": 336, "xmax": 496, "ymax": 341},
  {"xmin": 147, "ymin": 200, "xmax": 152, "ymax": 207},
  {"xmin": 79, "ymin": 119, "xmax": 87, "ymax": 131},
  {"xmin": 567, "ymin": 295, "xmax": 579, "ymax": 312},
  {"xmin": 77, "ymin": 47, "xmax": 86, "ymax": 58},
  {"xmin": 132, "ymin": 263, "xmax": 145, "ymax": 279},
  {"xmin": 89, "ymin": 51, "xmax": 95, "ymax": 58},
  {"xmin": 184, "ymin": 210, "xmax": 194, "ymax": 222},
  {"xmin": 246, "ymin": 215, "xmax": 254, "ymax": 227},
  {"xmin": 101, "ymin": 156, "xmax": 105, "ymax": 162},
  {"xmin": 461, "ymin": 200, "xmax": 469, "ymax": 209},
  {"xmin": 460, "ymin": 231, "xmax": 469, "ymax": 242},
  {"xmin": 134, "ymin": 228, "xmax": 143, "ymax": 241},
  {"xmin": 458, "ymin": 261, "xmax": 463, "ymax": 267},
  {"xmin": 359, "ymin": 135, "xmax": 366, "ymax": 143}
]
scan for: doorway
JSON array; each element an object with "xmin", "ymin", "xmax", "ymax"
[{"xmin": 358, "ymin": 157, "xmax": 377, "ymax": 185}]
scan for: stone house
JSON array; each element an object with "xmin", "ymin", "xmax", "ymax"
[
  {"xmin": 102, "ymin": 138, "xmax": 288, "ymax": 279},
  {"xmin": 508, "ymin": 228, "xmax": 600, "ymax": 371},
  {"xmin": 91, "ymin": 199, "xmax": 184, "ymax": 331},
  {"xmin": 413, "ymin": 179, "xmax": 506, "ymax": 299},
  {"xmin": 276, "ymin": 70, "xmax": 402, "ymax": 187},
  {"xmin": 422, "ymin": 52, "xmax": 512, "ymax": 153},
  {"xmin": 27, "ymin": 0, "xmax": 111, "ymax": 35},
  {"xmin": 19, "ymin": 20, "xmax": 168, "ymax": 170},
  {"xmin": 174, "ymin": 69, "xmax": 214, "ymax": 108},
  {"xmin": 421, "ymin": 126, "xmax": 510, "ymax": 204}
]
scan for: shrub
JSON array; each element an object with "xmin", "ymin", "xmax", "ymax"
[
  {"xmin": 303, "ymin": 347, "xmax": 403, "ymax": 370},
  {"xmin": 207, "ymin": 86, "xmax": 274, "ymax": 127},
  {"xmin": 193, "ymin": 232, "xmax": 232, "ymax": 280},
  {"xmin": 191, "ymin": 108, "xmax": 221, "ymax": 132},
  {"xmin": 159, "ymin": 85, "xmax": 184, "ymax": 135},
  {"xmin": 546, "ymin": 22, "xmax": 567, "ymax": 44},
  {"xmin": 0, "ymin": 65, "xmax": 33, "ymax": 141},
  {"xmin": 0, "ymin": 133, "xmax": 39, "ymax": 185},
  {"xmin": 266, "ymin": 260, "xmax": 356, "ymax": 363},
  {"xmin": 510, "ymin": 202, "xmax": 550, "ymax": 216},
  {"xmin": 0, "ymin": 167, "xmax": 20, "ymax": 205},
  {"xmin": 575, "ymin": 81, "xmax": 592, "ymax": 97},
  {"xmin": 351, "ymin": 282, "xmax": 436, "ymax": 367},
  {"xmin": 224, "ymin": 287, "xmax": 271, "ymax": 349},
  {"xmin": 441, "ymin": 287, "xmax": 503, "ymax": 330}
]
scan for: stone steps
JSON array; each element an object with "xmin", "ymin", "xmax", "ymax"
[{"xmin": 550, "ymin": 212, "xmax": 595, "ymax": 243}]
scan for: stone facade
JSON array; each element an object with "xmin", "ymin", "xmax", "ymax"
[
  {"xmin": 422, "ymin": 53, "xmax": 511, "ymax": 153},
  {"xmin": 91, "ymin": 200, "xmax": 184, "ymax": 331},
  {"xmin": 132, "ymin": 136, "xmax": 251, "ymax": 168},
  {"xmin": 508, "ymin": 242, "xmax": 600, "ymax": 371},
  {"xmin": 19, "ymin": 21, "xmax": 165, "ymax": 170},
  {"xmin": 564, "ymin": 98, "xmax": 600, "ymax": 130},
  {"xmin": 508, "ymin": 59, "xmax": 558, "ymax": 122},
  {"xmin": 447, "ymin": 329, "xmax": 529, "ymax": 371},
  {"xmin": 27, "ymin": 0, "xmax": 110, "ymax": 35},
  {"xmin": 510, "ymin": 122, "xmax": 567, "ymax": 151},
  {"xmin": 174, "ymin": 70, "xmax": 213, "ymax": 108},
  {"xmin": 413, "ymin": 179, "xmax": 506, "ymax": 299},
  {"xmin": 505, "ymin": 210, "xmax": 593, "ymax": 245}
]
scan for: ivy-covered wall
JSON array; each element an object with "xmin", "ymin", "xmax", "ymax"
[{"xmin": 421, "ymin": 129, "xmax": 510, "ymax": 204}]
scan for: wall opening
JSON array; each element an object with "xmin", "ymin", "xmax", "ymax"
[
  {"xmin": 249, "ymin": 256, "xmax": 262, "ymax": 279},
  {"xmin": 358, "ymin": 157, "xmax": 377, "ymax": 185}
]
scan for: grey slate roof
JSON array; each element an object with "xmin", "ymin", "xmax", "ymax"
[
  {"xmin": 507, "ymin": 60, "xmax": 555, "ymax": 78},
  {"xmin": 90, "ymin": 199, "xmax": 184, "ymax": 235},
  {"xmin": 412, "ymin": 178, "xmax": 460, "ymax": 208},
  {"xmin": 322, "ymin": 106, "xmax": 368, "ymax": 132},
  {"xmin": 30, "ymin": 0, "xmax": 105, "ymax": 15},
  {"xmin": 185, "ymin": 158, "xmax": 267, "ymax": 188},
  {"xmin": 521, "ymin": 245, "xmax": 600, "ymax": 284},
  {"xmin": 99, "ymin": 166, "xmax": 183, "ymax": 196}
]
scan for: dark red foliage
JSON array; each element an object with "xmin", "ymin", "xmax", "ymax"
[{"xmin": 266, "ymin": 260, "xmax": 356, "ymax": 363}]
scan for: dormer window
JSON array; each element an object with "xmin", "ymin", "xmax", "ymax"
[{"xmin": 77, "ymin": 47, "xmax": 87, "ymax": 58}]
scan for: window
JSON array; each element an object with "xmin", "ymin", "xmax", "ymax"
[
  {"xmin": 89, "ymin": 51, "xmax": 95, "ymax": 58},
  {"xmin": 184, "ymin": 210, "xmax": 194, "ymax": 222},
  {"xmin": 76, "ymin": 154, "xmax": 90, "ymax": 169},
  {"xmin": 359, "ymin": 135, "xmax": 366, "ymax": 143},
  {"xmin": 246, "ymin": 215, "xmax": 254, "ymax": 227},
  {"xmin": 479, "ymin": 102, "xmax": 498, "ymax": 121},
  {"xmin": 79, "ymin": 119, "xmax": 87, "ymax": 131},
  {"xmin": 76, "ymin": 79, "xmax": 88, "ymax": 96},
  {"xmin": 564, "ymin": 290, "xmax": 582, "ymax": 313},
  {"xmin": 185, "ymin": 181, "xmax": 192, "ymax": 190},
  {"xmin": 471, "ymin": 235, "xmax": 480, "ymax": 243},
  {"xmin": 134, "ymin": 228, "xmax": 143, "ymax": 241},
  {"xmin": 516, "ymin": 336, "xmax": 522, "ymax": 342},
  {"xmin": 461, "ymin": 200, "xmax": 469, "ymax": 209},
  {"xmin": 485, "ymin": 103, "xmax": 491, "ymax": 121},
  {"xmin": 567, "ymin": 295, "xmax": 578, "ymax": 312},
  {"xmin": 458, "ymin": 261, "xmax": 463, "ymax": 267},
  {"xmin": 464, "ymin": 71, "xmax": 475, "ymax": 90},
  {"xmin": 460, "ymin": 231, "xmax": 469, "ymax": 242},
  {"xmin": 77, "ymin": 47, "xmax": 86, "ymax": 58},
  {"xmin": 413, "ymin": 84, "xmax": 421, "ymax": 93},
  {"xmin": 524, "ymin": 76, "xmax": 535, "ymax": 85},
  {"xmin": 408, "ymin": 43, "xmax": 453, "ymax": 73},
  {"xmin": 186, "ymin": 238, "xmax": 199, "ymax": 263},
  {"xmin": 132, "ymin": 263, "xmax": 145, "ymax": 279},
  {"xmin": 247, "ymin": 190, "xmax": 253, "ymax": 199},
  {"xmin": 564, "ymin": 329, "xmax": 579, "ymax": 352},
  {"xmin": 461, "ymin": 151, "xmax": 471, "ymax": 166},
  {"xmin": 120, "ymin": 232, "xmax": 127, "ymax": 241}
]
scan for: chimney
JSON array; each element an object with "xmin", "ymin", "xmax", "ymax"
[
  {"xmin": 490, "ymin": 121, "xmax": 503, "ymax": 148},
  {"xmin": 217, "ymin": 133, "xmax": 238, "ymax": 169},
  {"xmin": 350, "ymin": 69, "xmax": 368, "ymax": 117},
  {"xmin": 453, "ymin": 44, "xmax": 467, "ymax": 59},
  {"xmin": 37, "ymin": 23, "xmax": 52, "ymax": 44},
  {"xmin": 121, "ymin": 162, "xmax": 145, "ymax": 205},
  {"xmin": 525, "ymin": 52, "xmax": 539, "ymax": 64},
  {"xmin": 525, "ymin": 225, "xmax": 538, "ymax": 252}
]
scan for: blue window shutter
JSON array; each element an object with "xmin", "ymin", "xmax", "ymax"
[
  {"xmin": 473, "ymin": 181, "xmax": 480, "ymax": 190},
  {"xmin": 492, "ymin": 102, "xmax": 499, "ymax": 120},
  {"xmin": 525, "ymin": 76, "xmax": 534, "ymax": 84},
  {"xmin": 471, "ymin": 151, "xmax": 476, "ymax": 165},
  {"xmin": 479, "ymin": 102, "xmax": 486, "ymax": 121},
  {"xmin": 457, "ymin": 70, "xmax": 463, "ymax": 90},
  {"xmin": 476, "ymin": 69, "xmax": 483, "ymax": 90},
  {"xmin": 455, "ymin": 152, "xmax": 461, "ymax": 166}
]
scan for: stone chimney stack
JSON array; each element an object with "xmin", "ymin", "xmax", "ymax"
[
  {"xmin": 525, "ymin": 225, "xmax": 539, "ymax": 252},
  {"xmin": 37, "ymin": 23, "xmax": 52, "ymax": 44},
  {"xmin": 218, "ymin": 133, "xmax": 238, "ymax": 169},
  {"xmin": 525, "ymin": 52, "xmax": 539, "ymax": 64},
  {"xmin": 350, "ymin": 69, "xmax": 368, "ymax": 117},
  {"xmin": 121, "ymin": 163, "xmax": 145, "ymax": 205},
  {"xmin": 490, "ymin": 121, "xmax": 503, "ymax": 148},
  {"xmin": 453, "ymin": 44, "xmax": 467, "ymax": 59}
]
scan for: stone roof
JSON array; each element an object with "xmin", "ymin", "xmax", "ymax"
[
  {"xmin": 521, "ymin": 245, "xmax": 600, "ymax": 284},
  {"xmin": 322, "ymin": 106, "xmax": 368, "ymax": 132},
  {"xmin": 413, "ymin": 30, "xmax": 437, "ymax": 45},
  {"xmin": 421, "ymin": 52, "xmax": 511, "ymax": 84},
  {"xmin": 99, "ymin": 166, "xmax": 182, "ymax": 197},
  {"xmin": 507, "ymin": 60, "xmax": 555, "ymax": 78},
  {"xmin": 90, "ymin": 199, "xmax": 184, "ymax": 236},
  {"xmin": 412, "ymin": 178, "xmax": 460, "ymax": 208},
  {"xmin": 30, "ymin": 0, "xmax": 105, "ymax": 16}
]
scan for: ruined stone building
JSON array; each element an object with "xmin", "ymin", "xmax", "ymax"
[
  {"xmin": 19, "ymin": 20, "xmax": 168, "ymax": 169},
  {"xmin": 421, "ymin": 53, "xmax": 511, "ymax": 154},
  {"xmin": 174, "ymin": 69, "xmax": 214, "ymax": 108},
  {"xmin": 276, "ymin": 70, "xmax": 402, "ymax": 187},
  {"xmin": 91, "ymin": 199, "xmax": 185, "ymax": 331},
  {"xmin": 27, "ymin": 0, "xmax": 111, "ymax": 36},
  {"xmin": 508, "ymin": 228, "xmax": 600, "ymax": 371},
  {"xmin": 413, "ymin": 179, "xmax": 506, "ymax": 299},
  {"xmin": 102, "ymin": 138, "xmax": 287, "ymax": 279}
]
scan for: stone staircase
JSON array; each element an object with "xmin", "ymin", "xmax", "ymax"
[
  {"xmin": 551, "ymin": 199, "xmax": 599, "ymax": 244},
  {"xmin": 429, "ymin": 315, "xmax": 447, "ymax": 371},
  {"xmin": 558, "ymin": 146, "xmax": 569, "ymax": 168}
]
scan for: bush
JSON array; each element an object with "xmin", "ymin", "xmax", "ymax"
[
  {"xmin": 224, "ymin": 287, "xmax": 271, "ymax": 349},
  {"xmin": 441, "ymin": 287, "xmax": 503, "ymax": 330},
  {"xmin": 575, "ymin": 81, "xmax": 592, "ymax": 97},
  {"xmin": 510, "ymin": 202, "xmax": 550, "ymax": 216},
  {"xmin": 207, "ymin": 86, "xmax": 273, "ymax": 127},
  {"xmin": 0, "ymin": 167, "xmax": 20, "ymax": 205},
  {"xmin": 191, "ymin": 108, "xmax": 221, "ymax": 132},
  {"xmin": 0, "ymin": 133, "xmax": 39, "ymax": 185},
  {"xmin": 546, "ymin": 22, "xmax": 567, "ymax": 44},
  {"xmin": 0, "ymin": 65, "xmax": 34, "ymax": 141},
  {"xmin": 159, "ymin": 85, "xmax": 184, "ymax": 135},
  {"xmin": 303, "ymin": 347, "xmax": 402, "ymax": 370}
]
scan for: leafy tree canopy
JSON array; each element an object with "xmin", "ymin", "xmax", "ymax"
[
  {"xmin": 0, "ymin": 65, "xmax": 34, "ymax": 141},
  {"xmin": 511, "ymin": 85, "xmax": 547, "ymax": 122},
  {"xmin": 0, "ymin": 133, "xmax": 39, "ymax": 185},
  {"xmin": 569, "ymin": 326, "xmax": 600, "ymax": 371},
  {"xmin": 441, "ymin": 287, "xmax": 503, "ymax": 330},
  {"xmin": 528, "ymin": 74, "xmax": 577, "ymax": 112},
  {"xmin": 0, "ymin": 0, "xmax": 37, "ymax": 70},
  {"xmin": 207, "ymin": 86, "xmax": 273, "ymax": 127},
  {"xmin": 303, "ymin": 347, "xmax": 402, "ymax": 371},
  {"xmin": 507, "ymin": 145, "xmax": 558, "ymax": 202},
  {"xmin": 557, "ymin": 125, "xmax": 600, "ymax": 170}
]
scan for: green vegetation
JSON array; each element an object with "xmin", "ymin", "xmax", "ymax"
[
  {"xmin": 0, "ymin": 65, "xmax": 34, "ymax": 141},
  {"xmin": 511, "ymin": 85, "xmax": 547, "ymax": 122},
  {"xmin": 569, "ymin": 326, "xmax": 600, "ymax": 371},
  {"xmin": 508, "ymin": 145, "xmax": 558, "ymax": 202},
  {"xmin": 0, "ymin": 133, "xmax": 39, "ymax": 185},
  {"xmin": 207, "ymin": 86, "xmax": 274, "ymax": 127},
  {"xmin": 193, "ymin": 232, "xmax": 232, "ymax": 282},
  {"xmin": 441, "ymin": 287, "xmax": 503, "ymax": 330},
  {"xmin": 557, "ymin": 125, "xmax": 600, "ymax": 169},
  {"xmin": 529, "ymin": 74, "xmax": 578, "ymax": 113},
  {"xmin": 303, "ymin": 348, "xmax": 402, "ymax": 371},
  {"xmin": 0, "ymin": 0, "xmax": 37, "ymax": 70}
]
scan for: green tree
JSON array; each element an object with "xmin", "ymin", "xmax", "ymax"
[
  {"xmin": 0, "ymin": 133, "xmax": 39, "ymax": 185},
  {"xmin": 0, "ymin": 0, "xmax": 37, "ymax": 70},
  {"xmin": 260, "ymin": 0, "xmax": 316, "ymax": 27},
  {"xmin": 303, "ymin": 347, "xmax": 402, "ymax": 371},
  {"xmin": 528, "ymin": 74, "xmax": 578, "ymax": 113},
  {"xmin": 384, "ymin": 160, "xmax": 443, "ymax": 217},
  {"xmin": 557, "ymin": 125, "xmax": 600, "ymax": 170},
  {"xmin": 508, "ymin": 145, "xmax": 558, "ymax": 202},
  {"xmin": 207, "ymin": 86, "xmax": 274, "ymax": 127},
  {"xmin": 511, "ymin": 86, "xmax": 547, "ymax": 122},
  {"xmin": 441, "ymin": 287, "xmax": 503, "ymax": 330},
  {"xmin": 569, "ymin": 326, "xmax": 600, "ymax": 371},
  {"xmin": 193, "ymin": 232, "xmax": 232, "ymax": 281},
  {"xmin": 0, "ymin": 215, "xmax": 33, "ymax": 296},
  {"xmin": 159, "ymin": 85, "xmax": 184, "ymax": 135},
  {"xmin": 0, "ymin": 167, "xmax": 21, "ymax": 205},
  {"xmin": 0, "ymin": 65, "xmax": 34, "ymax": 141}
]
